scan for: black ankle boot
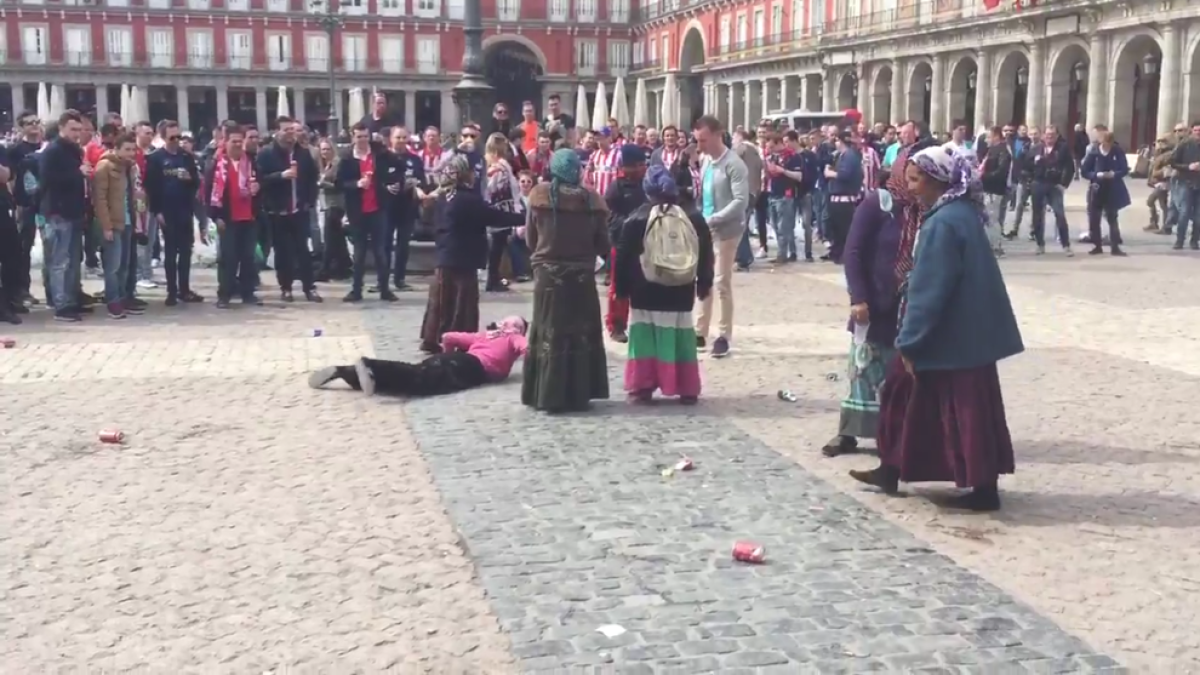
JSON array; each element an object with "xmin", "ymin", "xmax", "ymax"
[
  {"xmin": 943, "ymin": 484, "xmax": 1001, "ymax": 512},
  {"xmin": 848, "ymin": 464, "xmax": 900, "ymax": 495},
  {"xmin": 822, "ymin": 435, "xmax": 857, "ymax": 457}
]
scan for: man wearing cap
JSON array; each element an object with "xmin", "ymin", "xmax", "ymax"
[{"xmin": 602, "ymin": 144, "xmax": 649, "ymax": 342}]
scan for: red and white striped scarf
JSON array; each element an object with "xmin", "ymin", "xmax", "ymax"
[{"xmin": 210, "ymin": 150, "xmax": 253, "ymax": 208}]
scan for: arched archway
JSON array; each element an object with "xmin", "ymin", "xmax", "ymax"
[
  {"xmin": 947, "ymin": 55, "xmax": 978, "ymax": 132},
  {"xmin": 837, "ymin": 71, "xmax": 859, "ymax": 111},
  {"xmin": 906, "ymin": 61, "xmax": 932, "ymax": 125},
  {"xmin": 1046, "ymin": 41, "xmax": 1090, "ymax": 148},
  {"xmin": 872, "ymin": 65, "xmax": 893, "ymax": 125},
  {"xmin": 482, "ymin": 38, "xmax": 546, "ymax": 122},
  {"xmin": 1111, "ymin": 32, "xmax": 1163, "ymax": 149},
  {"xmin": 994, "ymin": 49, "xmax": 1030, "ymax": 126},
  {"xmin": 678, "ymin": 26, "xmax": 706, "ymax": 127}
]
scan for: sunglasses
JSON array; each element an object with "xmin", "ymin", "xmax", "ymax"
[
  {"xmin": 167, "ymin": 135, "xmax": 181, "ymax": 141},
  {"xmin": 463, "ymin": 133, "xmax": 479, "ymax": 139},
  {"xmin": 495, "ymin": 110, "xmax": 509, "ymax": 116}
]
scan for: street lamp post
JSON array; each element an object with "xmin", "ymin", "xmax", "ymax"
[
  {"xmin": 453, "ymin": 0, "xmax": 493, "ymax": 128},
  {"xmin": 314, "ymin": 0, "xmax": 345, "ymax": 135}
]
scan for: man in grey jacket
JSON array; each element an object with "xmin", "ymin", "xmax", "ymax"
[{"xmin": 693, "ymin": 115, "xmax": 749, "ymax": 358}]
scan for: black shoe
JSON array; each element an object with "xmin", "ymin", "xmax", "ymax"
[
  {"xmin": 1088, "ymin": 246, "xmax": 1104, "ymax": 256},
  {"xmin": 848, "ymin": 464, "xmax": 900, "ymax": 495},
  {"xmin": 54, "ymin": 308, "xmax": 82, "ymax": 322},
  {"xmin": 343, "ymin": 291, "xmax": 363, "ymax": 303},
  {"xmin": 711, "ymin": 336, "xmax": 730, "ymax": 358},
  {"xmin": 125, "ymin": 297, "xmax": 149, "ymax": 311},
  {"xmin": 182, "ymin": 291, "xmax": 204, "ymax": 303},
  {"xmin": 304, "ymin": 289, "xmax": 323, "ymax": 303},
  {"xmin": 281, "ymin": 290, "xmax": 294, "ymax": 302},
  {"xmin": 379, "ymin": 291, "xmax": 399, "ymax": 302},
  {"xmin": 0, "ymin": 308, "xmax": 22, "ymax": 325},
  {"xmin": 696, "ymin": 336, "xmax": 706, "ymax": 349},
  {"xmin": 242, "ymin": 294, "xmax": 264, "ymax": 306},
  {"xmin": 76, "ymin": 304, "xmax": 94, "ymax": 314},
  {"xmin": 9, "ymin": 301, "xmax": 29, "ymax": 315},
  {"xmin": 1173, "ymin": 242, "xmax": 1184, "ymax": 250},
  {"xmin": 394, "ymin": 283, "xmax": 414, "ymax": 292},
  {"xmin": 1191, "ymin": 241, "xmax": 1199, "ymax": 251},
  {"xmin": 1111, "ymin": 248, "xmax": 1128, "ymax": 257},
  {"xmin": 216, "ymin": 298, "xmax": 232, "ymax": 309},
  {"xmin": 1002, "ymin": 230, "xmax": 1017, "ymax": 241},
  {"xmin": 610, "ymin": 330, "xmax": 628, "ymax": 344},
  {"xmin": 354, "ymin": 358, "xmax": 376, "ymax": 396},
  {"xmin": 821, "ymin": 435, "xmax": 858, "ymax": 457},
  {"xmin": 165, "ymin": 295, "xmax": 179, "ymax": 306},
  {"xmin": 939, "ymin": 485, "xmax": 1001, "ymax": 512}
]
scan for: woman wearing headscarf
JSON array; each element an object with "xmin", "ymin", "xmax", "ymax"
[
  {"xmin": 419, "ymin": 154, "xmax": 525, "ymax": 353},
  {"xmin": 521, "ymin": 149, "xmax": 612, "ymax": 412},
  {"xmin": 850, "ymin": 146, "xmax": 1024, "ymax": 512},
  {"xmin": 823, "ymin": 170, "xmax": 902, "ymax": 457},
  {"xmin": 614, "ymin": 165, "xmax": 714, "ymax": 404}
]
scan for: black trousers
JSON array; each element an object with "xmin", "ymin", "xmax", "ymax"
[
  {"xmin": 161, "ymin": 210, "xmax": 194, "ymax": 298},
  {"xmin": 321, "ymin": 206, "xmax": 351, "ymax": 277},
  {"xmin": 271, "ymin": 211, "xmax": 316, "ymax": 292},
  {"xmin": 826, "ymin": 199, "xmax": 858, "ymax": 263},
  {"xmin": 349, "ymin": 209, "xmax": 390, "ymax": 295},
  {"xmin": 754, "ymin": 192, "xmax": 769, "ymax": 250},
  {"xmin": 17, "ymin": 207, "xmax": 37, "ymax": 295},
  {"xmin": 486, "ymin": 230, "xmax": 510, "ymax": 290},
  {"xmin": 83, "ymin": 208, "xmax": 101, "ymax": 269},
  {"xmin": 1087, "ymin": 197, "xmax": 1123, "ymax": 249},
  {"xmin": 218, "ymin": 221, "xmax": 259, "ymax": 300},
  {"xmin": 0, "ymin": 207, "xmax": 21, "ymax": 302},
  {"xmin": 340, "ymin": 352, "xmax": 489, "ymax": 396}
]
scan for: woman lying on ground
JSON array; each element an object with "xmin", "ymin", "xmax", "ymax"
[{"xmin": 308, "ymin": 316, "xmax": 528, "ymax": 397}]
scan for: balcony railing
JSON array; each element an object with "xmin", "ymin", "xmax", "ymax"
[{"xmin": 15, "ymin": 50, "xmax": 432, "ymax": 74}]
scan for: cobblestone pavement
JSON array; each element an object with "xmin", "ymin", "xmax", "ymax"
[{"xmin": 1, "ymin": 186, "xmax": 1192, "ymax": 672}]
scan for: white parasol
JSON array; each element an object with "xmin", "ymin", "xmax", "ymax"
[
  {"xmin": 574, "ymin": 83, "xmax": 591, "ymax": 132},
  {"xmin": 346, "ymin": 88, "xmax": 365, "ymax": 127},
  {"xmin": 49, "ymin": 84, "xmax": 65, "ymax": 120},
  {"xmin": 276, "ymin": 86, "xmax": 290, "ymax": 120},
  {"xmin": 37, "ymin": 83, "xmax": 50, "ymax": 122},
  {"xmin": 119, "ymin": 85, "xmax": 131, "ymax": 122},
  {"xmin": 610, "ymin": 77, "xmax": 631, "ymax": 129},
  {"xmin": 632, "ymin": 78, "xmax": 648, "ymax": 128},
  {"xmin": 660, "ymin": 73, "xmax": 679, "ymax": 127},
  {"xmin": 591, "ymin": 81, "xmax": 609, "ymax": 131}
]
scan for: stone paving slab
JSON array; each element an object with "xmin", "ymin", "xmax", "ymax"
[{"xmin": 365, "ymin": 310, "xmax": 1122, "ymax": 674}]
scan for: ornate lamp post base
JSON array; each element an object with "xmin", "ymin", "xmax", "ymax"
[{"xmin": 453, "ymin": 77, "xmax": 493, "ymax": 129}]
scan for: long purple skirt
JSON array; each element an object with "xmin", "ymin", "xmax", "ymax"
[{"xmin": 876, "ymin": 354, "xmax": 1015, "ymax": 488}]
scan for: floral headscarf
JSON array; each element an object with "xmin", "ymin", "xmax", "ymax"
[
  {"xmin": 908, "ymin": 145, "xmax": 986, "ymax": 216},
  {"xmin": 888, "ymin": 144, "xmax": 925, "ymax": 284},
  {"xmin": 436, "ymin": 154, "xmax": 473, "ymax": 190}
]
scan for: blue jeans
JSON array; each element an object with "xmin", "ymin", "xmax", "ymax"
[
  {"xmin": 100, "ymin": 227, "xmax": 131, "ymax": 304},
  {"xmin": 794, "ymin": 192, "xmax": 814, "ymax": 259},
  {"xmin": 138, "ymin": 212, "xmax": 160, "ymax": 281},
  {"xmin": 812, "ymin": 187, "xmax": 828, "ymax": 239},
  {"xmin": 508, "ymin": 236, "xmax": 531, "ymax": 278},
  {"xmin": 43, "ymin": 215, "xmax": 83, "ymax": 310},
  {"xmin": 351, "ymin": 209, "xmax": 390, "ymax": 294},
  {"xmin": 387, "ymin": 206, "xmax": 415, "ymax": 287},
  {"xmin": 1175, "ymin": 184, "xmax": 1200, "ymax": 246},
  {"xmin": 768, "ymin": 196, "xmax": 796, "ymax": 260},
  {"xmin": 1031, "ymin": 184, "xmax": 1069, "ymax": 248}
]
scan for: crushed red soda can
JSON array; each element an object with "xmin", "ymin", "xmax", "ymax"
[
  {"xmin": 732, "ymin": 541, "xmax": 766, "ymax": 563},
  {"xmin": 1, "ymin": 337, "xmax": 15, "ymax": 349},
  {"xmin": 674, "ymin": 457, "xmax": 694, "ymax": 472},
  {"xmin": 98, "ymin": 429, "xmax": 125, "ymax": 444}
]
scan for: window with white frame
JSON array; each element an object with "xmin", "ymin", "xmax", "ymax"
[
  {"xmin": 447, "ymin": 0, "xmax": 464, "ymax": 18},
  {"xmin": 146, "ymin": 0, "xmax": 169, "ymax": 8},
  {"xmin": 341, "ymin": 0, "xmax": 367, "ymax": 15},
  {"xmin": 21, "ymin": 0, "xmax": 45, "ymax": 6},
  {"xmin": 267, "ymin": 0, "xmax": 288, "ymax": 11},
  {"xmin": 648, "ymin": 34, "xmax": 656, "ymax": 63},
  {"xmin": 227, "ymin": 31, "xmax": 252, "ymax": 69},
  {"xmin": 660, "ymin": 34, "xmax": 668, "ymax": 66},
  {"xmin": 575, "ymin": 38, "xmax": 597, "ymax": 76},
  {"xmin": 497, "ymin": 0, "xmax": 518, "ymax": 20},
  {"xmin": 226, "ymin": 0, "xmax": 248, "ymax": 9},
  {"xmin": 576, "ymin": 0, "xmax": 595, "ymax": 22},
  {"xmin": 22, "ymin": 26, "xmax": 46, "ymax": 65},
  {"xmin": 719, "ymin": 16, "xmax": 730, "ymax": 50},
  {"xmin": 188, "ymin": 0, "xmax": 209, "ymax": 10},
  {"xmin": 632, "ymin": 40, "xmax": 644, "ymax": 66},
  {"xmin": 148, "ymin": 28, "xmax": 173, "ymax": 68},
  {"xmin": 305, "ymin": 33, "xmax": 328, "ymax": 72},
  {"xmin": 791, "ymin": 0, "xmax": 802, "ymax": 32},
  {"xmin": 342, "ymin": 34, "xmax": 367, "ymax": 71},
  {"xmin": 415, "ymin": 0, "xmax": 438, "ymax": 17},
  {"xmin": 753, "ymin": 8, "xmax": 764, "ymax": 42},
  {"xmin": 606, "ymin": 40, "xmax": 629, "ymax": 76},
  {"xmin": 0, "ymin": 28, "xmax": 6, "ymax": 65},
  {"xmin": 187, "ymin": 31, "xmax": 213, "ymax": 68},
  {"xmin": 267, "ymin": 33, "xmax": 291, "ymax": 70},
  {"xmin": 379, "ymin": 0, "xmax": 404, "ymax": 15},
  {"xmin": 107, "ymin": 0, "xmax": 129, "ymax": 7},
  {"xmin": 65, "ymin": 26, "xmax": 90, "ymax": 66},
  {"xmin": 608, "ymin": 0, "xmax": 628, "ymax": 22},
  {"xmin": 380, "ymin": 35, "xmax": 403, "ymax": 72},
  {"xmin": 548, "ymin": 0, "xmax": 567, "ymax": 21},
  {"xmin": 416, "ymin": 35, "xmax": 440, "ymax": 73},
  {"xmin": 771, "ymin": 3, "xmax": 782, "ymax": 37},
  {"xmin": 308, "ymin": 0, "xmax": 327, "ymax": 11},
  {"xmin": 106, "ymin": 26, "xmax": 132, "ymax": 67},
  {"xmin": 808, "ymin": 0, "xmax": 823, "ymax": 32},
  {"xmin": 735, "ymin": 12, "xmax": 748, "ymax": 46}
]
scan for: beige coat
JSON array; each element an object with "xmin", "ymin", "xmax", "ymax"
[{"xmin": 92, "ymin": 151, "xmax": 131, "ymax": 233}]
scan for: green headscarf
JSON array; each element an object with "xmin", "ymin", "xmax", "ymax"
[{"xmin": 548, "ymin": 149, "xmax": 582, "ymax": 225}]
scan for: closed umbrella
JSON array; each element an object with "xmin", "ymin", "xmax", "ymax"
[
  {"xmin": 120, "ymin": 84, "xmax": 131, "ymax": 122},
  {"xmin": 49, "ymin": 84, "xmax": 65, "ymax": 119},
  {"xmin": 574, "ymin": 83, "xmax": 591, "ymax": 132},
  {"xmin": 276, "ymin": 86, "xmax": 290, "ymax": 120},
  {"xmin": 591, "ymin": 81, "xmax": 609, "ymax": 131},
  {"xmin": 632, "ymin": 78, "xmax": 648, "ymax": 127},
  {"xmin": 36, "ymin": 83, "xmax": 50, "ymax": 122},
  {"xmin": 661, "ymin": 73, "xmax": 678, "ymax": 127},
  {"xmin": 346, "ymin": 88, "xmax": 365, "ymax": 128},
  {"xmin": 611, "ymin": 77, "xmax": 630, "ymax": 129}
]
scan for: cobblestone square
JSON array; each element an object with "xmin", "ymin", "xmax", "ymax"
[{"xmin": 2, "ymin": 193, "xmax": 1196, "ymax": 672}]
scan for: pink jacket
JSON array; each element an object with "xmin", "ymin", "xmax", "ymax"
[{"xmin": 441, "ymin": 331, "xmax": 528, "ymax": 381}]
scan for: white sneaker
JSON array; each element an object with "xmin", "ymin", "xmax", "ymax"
[
  {"xmin": 152, "ymin": 259, "xmax": 161, "ymax": 269},
  {"xmin": 137, "ymin": 279, "xmax": 158, "ymax": 289},
  {"xmin": 755, "ymin": 248, "xmax": 768, "ymax": 259}
]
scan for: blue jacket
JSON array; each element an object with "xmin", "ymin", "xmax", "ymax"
[
  {"xmin": 1080, "ymin": 144, "xmax": 1131, "ymax": 211},
  {"xmin": 897, "ymin": 197, "xmax": 1024, "ymax": 371},
  {"xmin": 829, "ymin": 147, "xmax": 864, "ymax": 196}
]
